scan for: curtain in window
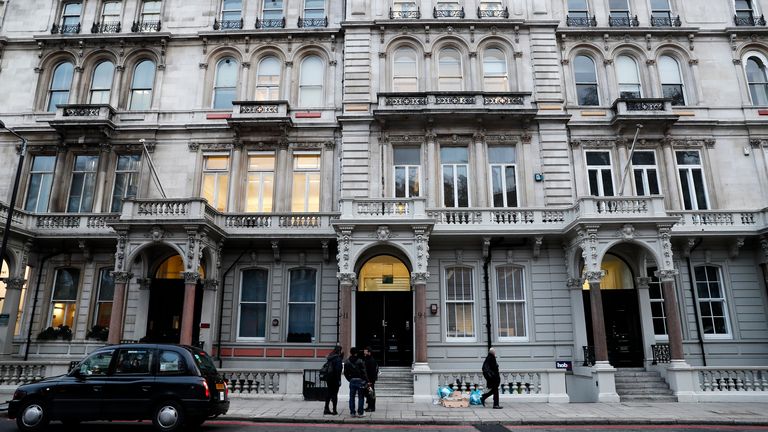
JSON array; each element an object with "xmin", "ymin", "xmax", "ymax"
[
  {"xmin": 48, "ymin": 62, "xmax": 74, "ymax": 112},
  {"xmin": 298, "ymin": 56, "xmax": 324, "ymax": 106},
  {"xmin": 287, "ymin": 268, "xmax": 316, "ymax": 342},
  {"xmin": 129, "ymin": 60, "xmax": 155, "ymax": 110},
  {"xmin": 213, "ymin": 57, "xmax": 238, "ymax": 109}
]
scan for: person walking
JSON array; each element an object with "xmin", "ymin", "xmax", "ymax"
[
  {"xmin": 343, "ymin": 347, "xmax": 368, "ymax": 417},
  {"xmin": 323, "ymin": 345, "xmax": 343, "ymax": 415},
  {"xmin": 363, "ymin": 347, "xmax": 378, "ymax": 412},
  {"xmin": 481, "ymin": 347, "xmax": 503, "ymax": 409}
]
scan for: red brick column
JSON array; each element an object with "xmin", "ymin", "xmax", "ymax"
[
  {"xmin": 586, "ymin": 271, "xmax": 608, "ymax": 363},
  {"xmin": 107, "ymin": 272, "xmax": 132, "ymax": 345},
  {"xmin": 180, "ymin": 272, "xmax": 200, "ymax": 346}
]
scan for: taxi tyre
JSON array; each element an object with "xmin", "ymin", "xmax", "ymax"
[
  {"xmin": 15, "ymin": 399, "xmax": 50, "ymax": 432},
  {"xmin": 152, "ymin": 399, "xmax": 185, "ymax": 432}
]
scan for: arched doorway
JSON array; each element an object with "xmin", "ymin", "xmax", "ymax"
[
  {"xmin": 144, "ymin": 255, "xmax": 205, "ymax": 344},
  {"xmin": 356, "ymin": 255, "xmax": 413, "ymax": 366},
  {"xmin": 582, "ymin": 253, "xmax": 644, "ymax": 367}
]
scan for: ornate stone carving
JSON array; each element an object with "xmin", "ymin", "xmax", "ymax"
[
  {"xmin": 336, "ymin": 225, "xmax": 354, "ymax": 273},
  {"xmin": 619, "ymin": 224, "xmax": 635, "ymax": 240},
  {"xmin": 203, "ymin": 279, "xmax": 218, "ymax": 291},
  {"xmin": 321, "ymin": 240, "xmax": 330, "ymax": 263},
  {"xmin": 635, "ymin": 276, "xmax": 652, "ymax": 289},
  {"xmin": 583, "ymin": 270, "xmax": 606, "ymax": 284},
  {"xmin": 271, "ymin": 240, "xmax": 280, "ymax": 262},
  {"xmin": 136, "ymin": 278, "xmax": 152, "ymax": 290},
  {"xmin": 413, "ymin": 225, "xmax": 430, "ymax": 272},
  {"xmin": 4, "ymin": 278, "xmax": 26, "ymax": 291},
  {"xmin": 566, "ymin": 278, "xmax": 582, "ymax": 290},
  {"xmin": 669, "ymin": 138, "xmax": 715, "ymax": 148},
  {"xmin": 111, "ymin": 271, "xmax": 134, "ymax": 283},
  {"xmin": 654, "ymin": 269, "xmax": 679, "ymax": 282},
  {"xmin": 376, "ymin": 226, "xmax": 391, "ymax": 241},
  {"xmin": 182, "ymin": 272, "xmax": 200, "ymax": 284},
  {"xmin": 337, "ymin": 272, "xmax": 357, "ymax": 286},
  {"xmin": 532, "ymin": 236, "xmax": 543, "ymax": 259},
  {"xmin": 729, "ymin": 237, "xmax": 745, "ymax": 258},
  {"xmin": 570, "ymin": 139, "xmax": 616, "ymax": 148},
  {"xmin": 658, "ymin": 225, "xmax": 674, "ymax": 270},
  {"xmin": 577, "ymin": 225, "xmax": 600, "ymax": 272},
  {"xmin": 410, "ymin": 272, "xmax": 429, "ymax": 285}
]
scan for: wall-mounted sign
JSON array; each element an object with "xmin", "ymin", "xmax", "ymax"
[{"xmin": 556, "ymin": 360, "xmax": 572, "ymax": 371}]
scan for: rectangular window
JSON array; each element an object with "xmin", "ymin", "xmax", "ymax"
[
  {"xmin": 202, "ymin": 154, "xmax": 230, "ymax": 212},
  {"xmin": 586, "ymin": 151, "xmax": 614, "ymax": 197},
  {"xmin": 67, "ymin": 155, "xmax": 99, "ymax": 213},
  {"xmin": 115, "ymin": 348, "xmax": 153, "ymax": 375},
  {"xmin": 651, "ymin": 0, "xmax": 671, "ymax": 19},
  {"xmin": 609, "ymin": 0, "xmax": 630, "ymax": 19},
  {"xmin": 287, "ymin": 268, "xmax": 316, "ymax": 343},
  {"xmin": 676, "ymin": 150, "xmax": 709, "ymax": 210},
  {"xmin": 263, "ymin": 0, "xmax": 283, "ymax": 19},
  {"xmin": 61, "ymin": 2, "xmax": 82, "ymax": 33},
  {"xmin": 25, "ymin": 155, "xmax": 56, "ymax": 213},
  {"xmin": 496, "ymin": 266, "xmax": 526, "ymax": 339},
  {"xmin": 445, "ymin": 267, "xmax": 475, "ymax": 340},
  {"xmin": 647, "ymin": 267, "xmax": 668, "ymax": 337},
  {"xmin": 568, "ymin": 0, "xmax": 589, "ymax": 18},
  {"xmin": 441, "ymin": 147, "xmax": 470, "ymax": 207},
  {"xmin": 246, "ymin": 153, "xmax": 275, "ymax": 212},
  {"xmin": 632, "ymin": 150, "xmax": 660, "ymax": 196},
  {"xmin": 304, "ymin": 0, "xmax": 324, "ymax": 19},
  {"xmin": 489, "ymin": 146, "xmax": 518, "ymax": 207},
  {"xmin": 93, "ymin": 268, "xmax": 114, "ymax": 328},
  {"xmin": 694, "ymin": 266, "xmax": 731, "ymax": 338},
  {"xmin": 50, "ymin": 268, "xmax": 80, "ymax": 329},
  {"xmin": 393, "ymin": 0, "xmax": 417, "ymax": 12},
  {"xmin": 291, "ymin": 153, "xmax": 321, "ymax": 212},
  {"xmin": 111, "ymin": 154, "xmax": 141, "ymax": 212},
  {"xmin": 140, "ymin": 0, "xmax": 161, "ymax": 29},
  {"xmin": 393, "ymin": 147, "xmax": 420, "ymax": 198},
  {"xmin": 239, "ymin": 269, "xmax": 268, "ymax": 339},
  {"xmin": 221, "ymin": 0, "xmax": 241, "ymax": 21},
  {"xmin": 736, "ymin": 0, "xmax": 754, "ymax": 21},
  {"xmin": 100, "ymin": 1, "xmax": 122, "ymax": 31},
  {"xmin": 436, "ymin": 1, "xmax": 460, "ymax": 11}
]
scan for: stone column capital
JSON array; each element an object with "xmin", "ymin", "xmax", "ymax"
[
  {"xmin": 411, "ymin": 272, "xmax": 429, "ymax": 285},
  {"xmin": 3, "ymin": 278, "xmax": 26, "ymax": 291},
  {"xmin": 182, "ymin": 272, "xmax": 200, "ymax": 284},
  {"xmin": 203, "ymin": 279, "xmax": 218, "ymax": 291},
  {"xmin": 584, "ymin": 270, "xmax": 605, "ymax": 284},
  {"xmin": 337, "ymin": 272, "xmax": 357, "ymax": 287},
  {"xmin": 635, "ymin": 276, "xmax": 652, "ymax": 290},
  {"xmin": 566, "ymin": 278, "xmax": 582, "ymax": 290},
  {"xmin": 136, "ymin": 278, "xmax": 152, "ymax": 290},
  {"xmin": 654, "ymin": 269, "xmax": 679, "ymax": 282},
  {"xmin": 110, "ymin": 271, "xmax": 133, "ymax": 283}
]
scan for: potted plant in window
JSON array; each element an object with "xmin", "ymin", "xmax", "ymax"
[
  {"xmin": 86, "ymin": 325, "xmax": 109, "ymax": 341},
  {"xmin": 36, "ymin": 324, "xmax": 73, "ymax": 341}
]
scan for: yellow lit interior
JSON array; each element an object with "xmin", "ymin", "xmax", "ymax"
[
  {"xmin": 359, "ymin": 255, "xmax": 410, "ymax": 292},
  {"xmin": 155, "ymin": 255, "xmax": 205, "ymax": 279},
  {"xmin": 582, "ymin": 254, "xmax": 633, "ymax": 290}
]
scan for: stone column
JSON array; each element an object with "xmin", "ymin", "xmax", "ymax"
[
  {"xmin": 180, "ymin": 272, "xmax": 200, "ymax": 346},
  {"xmin": 425, "ymin": 131, "xmax": 437, "ymax": 207},
  {"xmin": 107, "ymin": 271, "xmax": 133, "ymax": 345},
  {"xmin": 585, "ymin": 270, "xmax": 608, "ymax": 363},
  {"xmin": 338, "ymin": 273, "xmax": 355, "ymax": 353},
  {"xmin": 92, "ymin": 144, "xmax": 112, "ymax": 212},
  {"xmin": 70, "ymin": 66, "xmax": 84, "ymax": 102},
  {"xmin": 472, "ymin": 131, "xmax": 487, "ymax": 207},
  {"xmin": 110, "ymin": 65, "xmax": 124, "ymax": 108},
  {"xmin": 240, "ymin": 62, "xmax": 251, "ymax": 100},
  {"xmin": 423, "ymin": 52, "xmax": 432, "ymax": 92},
  {"xmin": 282, "ymin": 61, "xmax": 293, "ymax": 101},
  {"xmin": 0, "ymin": 278, "xmax": 26, "ymax": 354},
  {"xmin": 412, "ymin": 273, "xmax": 428, "ymax": 364},
  {"xmin": 656, "ymin": 269, "xmax": 685, "ymax": 361}
]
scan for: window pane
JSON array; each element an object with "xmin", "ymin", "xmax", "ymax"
[
  {"xmin": 97, "ymin": 269, "xmax": 115, "ymax": 301},
  {"xmin": 132, "ymin": 61, "xmax": 155, "ymax": 88},
  {"xmin": 577, "ymin": 84, "xmax": 599, "ymax": 106},
  {"xmin": 289, "ymin": 269, "xmax": 316, "ymax": 302},
  {"xmin": 91, "ymin": 62, "xmax": 114, "ymax": 91},
  {"xmin": 586, "ymin": 152, "xmax": 610, "ymax": 165},
  {"xmin": 488, "ymin": 146, "xmax": 515, "ymax": 164},
  {"xmin": 79, "ymin": 350, "xmax": 113, "ymax": 376},
  {"xmin": 574, "ymin": 56, "xmax": 597, "ymax": 83},
  {"xmin": 53, "ymin": 268, "xmax": 80, "ymax": 301},
  {"xmin": 241, "ymin": 269, "xmax": 268, "ymax": 302},
  {"xmin": 601, "ymin": 170, "xmax": 614, "ymax": 196},
  {"xmin": 394, "ymin": 147, "xmax": 420, "ymax": 165},
  {"xmin": 692, "ymin": 169, "xmax": 708, "ymax": 209},
  {"xmin": 115, "ymin": 349, "xmax": 152, "ymax": 374},
  {"xmin": 441, "ymin": 147, "xmax": 468, "ymax": 163},
  {"xmin": 632, "ymin": 151, "xmax": 655, "ymax": 165},
  {"xmin": 409, "ymin": 166, "xmax": 420, "ymax": 197},
  {"xmin": 239, "ymin": 303, "xmax": 266, "ymax": 338},
  {"xmin": 295, "ymin": 154, "xmax": 321, "ymax": 170}
]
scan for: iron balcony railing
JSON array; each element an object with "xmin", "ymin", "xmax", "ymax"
[
  {"xmin": 609, "ymin": 15, "xmax": 639, "ymax": 27},
  {"xmin": 255, "ymin": 17, "xmax": 286, "ymax": 28},
  {"xmin": 131, "ymin": 20, "xmax": 161, "ymax": 32},
  {"xmin": 297, "ymin": 16, "xmax": 327, "ymax": 28},
  {"xmin": 213, "ymin": 18, "xmax": 243, "ymax": 30},
  {"xmin": 389, "ymin": 7, "xmax": 421, "ymax": 19},
  {"xmin": 51, "ymin": 23, "xmax": 81, "ymax": 34},
  {"xmin": 566, "ymin": 14, "xmax": 597, "ymax": 27},
  {"xmin": 91, "ymin": 21, "xmax": 121, "ymax": 33},
  {"xmin": 477, "ymin": 6, "xmax": 509, "ymax": 18},
  {"xmin": 650, "ymin": 15, "xmax": 681, "ymax": 27},
  {"xmin": 734, "ymin": 14, "xmax": 766, "ymax": 26},
  {"xmin": 582, "ymin": 346, "xmax": 595, "ymax": 367},
  {"xmin": 651, "ymin": 343, "xmax": 671, "ymax": 365},
  {"xmin": 434, "ymin": 6, "xmax": 465, "ymax": 18}
]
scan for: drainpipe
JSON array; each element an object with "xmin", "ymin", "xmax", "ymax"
[
  {"xmin": 24, "ymin": 251, "xmax": 61, "ymax": 361},
  {"xmin": 215, "ymin": 249, "xmax": 248, "ymax": 368},
  {"xmin": 685, "ymin": 238, "xmax": 706, "ymax": 366},
  {"xmin": 482, "ymin": 238, "xmax": 498, "ymax": 350},
  {"xmin": 336, "ymin": 278, "xmax": 340, "ymax": 344}
]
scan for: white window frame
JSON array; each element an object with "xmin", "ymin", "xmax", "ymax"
[
  {"xmin": 245, "ymin": 151, "xmax": 275, "ymax": 212},
  {"xmin": 89, "ymin": 61, "xmax": 115, "ymax": 104},
  {"xmin": 201, "ymin": 153, "xmax": 231, "ymax": 211},
  {"xmin": 47, "ymin": 62, "xmax": 74, "ymax": 112},
  {"xmin": 675, "ymin": 149, "xmax": 710, "ymax": 210},
  {"xmin": 574, "ymin": 54, "xmax": 600, "ymax": 106},
  {"xmin": 140, "ymin": 0, "xmax": 161, "ymax": 24},
  {"xmin": 298, "ymin": 55, "xmax": 324, "ymax": 107},
  {"xmin": 437, "ymin": 47, "xmax": 464, "ymax": 91},
  {"xmin": 255, "ymin": 56, "xmax": 281, "ymax": 101},
  {"xmin": 743, "ymin": 52, "xmax": 768, "ymax": 106},
  {"xmin": 393, "ymin": 0, "xmax": 417, "ymax": 12},
  {"xmin": 443, "ymin": 265, "xmax": 477, "ymax": 342},
  {"xmin": 393, "ymin": 146, "xmax": 421, "ymax": 198},
  {"xmin": 303, "ymin": 0, "xmax": 325, "ymax": 19},
  {"xmin": 49, "ymin": 268, "xmax": 80, "ymax": 329},
  {"xmin": 392, "ymin": 46, "xmax": 419, "ymax": 92},
  {"xmin": 650, "ymin": 0, "xmax": 672, "ymax": 19},
  {"xmin": 586, "ymin": 150, "xmax": 615, "ymax": 197},
  {"xmin": 128, "ymin": 60, "xmax": 155, "ymax": 111},
  {"xmin": 735, "ymin": 0, "xmax": 757, "ymax": 20},
  {"xmin": 100, "ymin": 1, "xmax": 122, "ymax": 28},
  {"xmin": 92, "ymin": 267, "xmax": 114, "ymax": 328},
  {"xmin": 616, "ymin": 55, "xmax": 643, "ymax": 98},
  {"xmin": 67, "ymin": 154, "xmax": 99, "ymax": 213},
  {"xmin": 494, "ymin": 265, "xmax": 528, "ymax": 342},
  {"xmin": 61, "ymin": 1, "xmax": 82, "ymax": 31},
  {"xmin": 111, "ymin": 154, "xmax": 141, "ymax": 213},
  {"xmin": 693, "ymin": 265, "xmax": 732, "ymax": 339},
  {"xmin": 25, "ymin": 155, "xmax": 56, "ymax": 213},
  {"xmin": 440, "ymin": 147, "xmax": 471, "ymax": 208},
  {"xmin": 237, "ymin": 267, "xmax": 270, "ymax": 341},
  {"xmin": 568, "ymin": 0, "xmax": 590, "ymax": 18},
  {"xmin": 482, "ymin": 47, "xmax": 509, "ymax": 92},
  {"xmin": 488, "ymin": 146, "xmax": 518, "ymax": 208},
  {"xmin": 631, "ymin": 150, "xmax": 660, "ymax": 196},
  {"xmin": 286, "ymin": 267, "xmax": 318, "ymax": 343},
  {"xmin": 220, "ymin": 0, "xmax": 242, "ymax": 21},
  {"xmin": 658, "ymin": 55, "xmax": 686, "ymax": 106},
  {"xmin": 263, "ymin": 0, "xmax": 283, "ymax": 19},
  {"xmin": 291, "ymin": 151, "xmax": 321, "ymax": 212},
  {"xmin": 212, "ymin": 57, "xmax": 239, "ymax": 109},
  {"xmin": 609, "ymin": 0, "xmax": 631, "ymax": 20},
  {"xmin": 646, "ymin": 266, "xmax": 668, "ymax": 340}
]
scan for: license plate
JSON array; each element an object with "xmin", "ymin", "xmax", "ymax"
[
  {"xmin": 219, "ymin": 393, "xmax": 225, "ymax": 401},
  {"xmin": 216, "ymin": 383, "xmax": 226, "ymax": 391}
]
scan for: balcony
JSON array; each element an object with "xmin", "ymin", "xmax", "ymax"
[
  {"xmin": 228, "ymin": 100, "xmax": 292, "ymax": 132},
  {"xmin": 433, "ymin": 7, "xmax": 465, "ymax": 19},
  {"xmin": 48, "ymin": 104, "xmax": 117, "ymax": 138},
  {"xmin": 0, "ymin": 204, "xmax": 117, "ymax": 238},
  {"xmin": 566, "ymin": 14, "xmax": 596, "ymax": 27},
  {"xmin": 669, "ymin": 209, "xmax": 768, "ymax": 235},
  {"xmin": 610, "ymin": 98, "xmax": 678, "ymax": 131},
  {"xmin": 297, "ymin": 16, "xmax": 327, "ymax": 28},
  {"xmin": 389, "ymin": 8, "xmax": 421, "ymax": 19},
  {"xmin": 374, "ymin": 92, "xmax": 536, "ymax": 121},
  {"xmin": 608, "ymin": 15, "xmax": 639, "ymax": 27},
  {"xmin": 50, "ymin": 23, "xmax": 81, "ymax": 34},
  {"xmin": 477, "ymin": 7, "xmax": 509, "ymax": 18},
  {"xmin": 734, "ymin": 14, "xmax": 766, "ymax": 26},
  {"xmin": 650, "ymin": 15, "xmax": 681, "ymax": 27},
  {"xmin": 131, "ymin": 20, "xmax": 161, "ymax": 32},
  {"xmin": 91, "ymin": 21, "xmax": 121, "ymax": 33},
  {"xmin": 213, "ymin": 18, "xmax": 243, "ymax": 30},
  {"xmin": 255, "ymin": 17, "xmax": 286, "ymax": 28}
]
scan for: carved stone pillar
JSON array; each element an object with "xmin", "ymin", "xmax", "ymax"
[
  {"xmin": 412, "ymin": 272, "xmax": 428, "ymax": 364},
  {"xmin": 425, "ymin": 131, "xmax": 437, "ymax": 207},
  {"xmin": 585, "ymin": 270, "xmax": 608, "ymax": 363},
  {"xmin": 180, "ymin": 272, "xmax": 200, "ymax": 346},
  {"xmin": 107, "ymin": 271, "xmax": 133, "ymax": 345},
  {"xmin": 656, "ymin": 269, "xmax": 685, "ymax": 361},
  {"xmin": 338, "ymin": 273, "xmax": 355, "ymax": 353},
  {"xmin": 0, "ymin": 277, "xmax": 26, "ymax": 354}
]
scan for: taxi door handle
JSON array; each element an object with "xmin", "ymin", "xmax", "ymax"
[
  {"xmin": 142, "ymin": 386, "xmax": 152, "ymax": 392},
  {"xmin": 92, "ymin": 386, "xmax": 103, "ymax": 392}
]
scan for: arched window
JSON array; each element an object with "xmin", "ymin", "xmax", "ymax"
[
  {"xmin": 298, "ymin": 55, "xmax": 324, "ymax": 107},
  {"xmin": 89, "ymin": 61, "xmax": 115, "ymax": 104},
  {"xmin": 213, "ymin": 57, "xmax": 238, "ymax": 109},
  {"xmin": 47, "ymin": 62, "xmax": 74, "ymax": 112},
  {"xmin": 256, "ymin": 56, "xmax": 281, "ymax": 100},
  {"xmin": 438, "ymin": 47, "xmax": 463, "ymax": 91},
  {"xmin": 745, "ymin": 55, "xmax": 768, "ymax": 105},
  {"xmin": 392, "ymin": 47, "xmax": 418, "ymax": 92},
  {"xmin": 658, "ymin": 55, "xmax": 685, "ymax": 106},
  {"xmin": 616, "ymin": 55, "xmax": 642, "ymax": 98},
  {"xmin": 129, "ymin": 60, "xmax": 155, "ymax": 110},
  {"xmin": 482, "ymin": 47, "xmax": 508, "ymax": 91},
  {"xmin": 574, "ymin": 55, "xmax": 599, "ymax": 106}
]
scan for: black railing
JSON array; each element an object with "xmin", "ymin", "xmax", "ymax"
[
  {"xmin": 91, "ymin": 21, "xmax": 121, "ymax": 33},
  {"xmin": 389, "ymin": 7, "xmax": 421, "ymax": 19},
  {"xmin": 213, "ymin": 18, "xmax": 243, "ymax": 30},
  {"xmin": 131, "ymin": 20, "xmax": 162, "ymax": 32},
  {"xmin": 302, "ymin": 369, "xmax": 328, "ymax": 401},
  {"xmin": 434, "ymin": 6, "xmax": 465, "ymax": 18},
  {"xmin": 735, "ymin": 14, "xmax": 766, "ymax": 26},
  {"xmin": 566, "ymin": 14, "xmax": 597, "ymax": 27},
  {"xmin": 255, "ymin": 17, "xmax": 286, "ymax": 28},
  {"xmin": 609, "ymin": 15, "xmax": 639, "ymax": 27},
  {"xmin": 51, "ymin": 23, "xmax": 81, "ymax": 34},
  {"xmin": 297, "ymin": 16, "xmax": 328, "ymax": 28},
  {"xmin": 651, "ymin": 15, "xmax": 681, "ymax": 27},
  {"xmin": 623, "ymin": 98, "xmax": 667, "ymax": 111},
  {"xmin": 582, "ymin": 345, "xmax": 595, "ymax": 367},
  {"xmin": 651, "ymin": 343, "xmax": 671, "ymax": 365},
  {"xmin": 477, "ymin": 6, "xmax": 508, "ymax": 18}
]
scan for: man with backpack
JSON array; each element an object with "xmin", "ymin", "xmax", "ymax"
[
  {"xmin": 363, "ymin": 347, "xmax": 378, "ymax": 412},
  {"xmin": 343, "ymin": 346, "xmax": 368, "ymax": 417},
  {"xmin": 322, "ymin": 345, "xmax": 343, "ymax": 415}
]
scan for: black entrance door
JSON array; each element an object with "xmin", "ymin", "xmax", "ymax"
[
  {"xmin": 145, "ymin": 279, "xmax": 203, "ymax": 344},
  {"xmin": 583, "ymin": 289, "xmax": 644, "ymax": 367},
  {"xmin": 356, "ymin": 291, "xmax": 413, "ymax": 367}
]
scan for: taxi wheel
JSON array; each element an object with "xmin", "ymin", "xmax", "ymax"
[
  {"xmin": 152, "ymin": 400, "xmax": 185, "ymax": 432},
  {"xmin": 15, "ymin": 399, "xmax": 50, "ymax": 432}
]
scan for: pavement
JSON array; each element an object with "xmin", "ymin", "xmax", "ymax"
[{"xmin": 221, "ymin": 397, "xmax": 768, "ymax": 425}]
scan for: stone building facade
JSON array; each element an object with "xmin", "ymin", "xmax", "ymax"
[{"xmin": 0, "ymin": 0, "xmax": 766, "ymax": 402}]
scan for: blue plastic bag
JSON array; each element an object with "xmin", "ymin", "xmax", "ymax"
[
  {"xmin": 469, "ymin": 389, "xmax": 483, "ymax": 405},
  {"xmin": 437, "ymin": 386, "xmax": 453, "ymax": 399}
]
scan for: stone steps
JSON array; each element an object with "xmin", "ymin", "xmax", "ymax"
[
  {"xmin": 375, "ymin": 367, "xmax": 413, "ymax": 397},
  {"xmin": 614, "ymin": 369, "xmax": 677, "ymax": 403}
]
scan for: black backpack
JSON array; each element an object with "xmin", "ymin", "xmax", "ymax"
[{"xmin": 319, "ymin": 359, "xmax": 332, "ymax": 381}]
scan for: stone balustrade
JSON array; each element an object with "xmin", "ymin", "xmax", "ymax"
[
  {"xmin": 375, "ymin": 92, "xmax": 535, "ymax": 118},
  {"xmin": 0, "ymin": 361, "xmax": 72, "ymax": 387},
  {"xmin": 669, "ymin": 209, "xmax": 767, "ymax": 234},
  {"xmin": 696, "ymin": 368, "xmax": 768, "ymax": 392},
  {"xmin": 417, "ymin": 369, "xmax": 568, "ymax": 402},
  {"xmin": 340, "ymin": 198, "xmax": 427, "ymax": 219},
  {"xmin": 218, "ymin": 369, "xmax": 304, "ymax": 398}
]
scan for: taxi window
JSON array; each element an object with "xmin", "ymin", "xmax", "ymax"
[
  {"xmin": 158, "ymin": 350, "xmax": 187, "ymax": 375},
  {"xmin": 115, "ymin": 348, "xmax": 153, "ymax": 375},
  {"xmin": 78, "ymin": 350, "xmax": 114, "ymax": 376},
  {"xmin": 192, "ymin": 350, "xmax": 217, "ymax": 374}
]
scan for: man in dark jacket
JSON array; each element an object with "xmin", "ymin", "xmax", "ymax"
[
  {"xmin": 343, "ymin": 347, "xmax": 368, "ymax": 417},
  {"xmin": 363, "ymin": 347, "xmax": 378, "ymax": 412},
  {"xmin": 481, "ymin": 347, "xmax": 503, "ymax": 409},
  {"xmin": 323, "ymin": 345, "xmax": 343, "ymax": 415}
]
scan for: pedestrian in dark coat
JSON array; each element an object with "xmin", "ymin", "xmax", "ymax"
[
  {"xmin": 323, "ymin": 345, "xmax": 343, "ymax": 415},
  {"xmin": 363, "ymin": 347, "xmax": 378, "ymax": 412},
  {"xmin": 343, "ymin": 347, "xmax": 369, "ymax": 417},
  {"xmin": 481, "ymin": 347, "xmax": 503, "ymax": 409}
]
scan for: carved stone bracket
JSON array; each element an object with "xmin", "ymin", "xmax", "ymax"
[
  {"xmin": 729, "ymin": 237, "xmax": 745, "ymax": 258},
  {"xmin": 577, "ymin": 225, "xmax": 600, "ymax": 272},
  {"xmin": 566, "ymin": 278, "xmax": 582, "ymax": 290},
  {"xmin": 182, "ymin": 272, "xmax": 200, "ymax": 284},
  {"xmin": 203, "ymin": 279, "xmax": 219, "ymax": 291},
  {"xmin": 411, "ymin": 272, "xmax": 429, "ymax": 285},
  {"xmin": 482, "ymin": 237, "xmax": 491, "ymax": 259},
  {"xmin": 658, "ymin": 225, "xmax": 674, "ymax": 270},
  {"xmin": 271, "ymin": 240, "xmax": 280, "ymax": 262},
  {"xmin": 583, "ymin": 270, "xmax": 606, "ymax": 284},
  {"xmin": 336, "ymin": 224, "xmax": 354, "ymax": 274},
  {"xmin": 532, "ymin": 236, "xmax": 543, "ymax": 259},
  {"xmin": 413, "ymin": 225, "xmax": 431, "ymax": 272},
  {"xmin": 654, "ymin": 269, "xmax": 679, "ymax": 282},
  {"xmin": 682, "ymin": 237, "xmax": 697, "ymax": 258},
  {"xmin": 111, "ymin": 271, "xmax": 134, "ymax": 284},
  {"xmin": 635, "ymin": 276, "xmax": 652, "ymax": 290},
  {"xmin": 321, "ymin": 240, "xmax": 330, "ymax": 263},
  {"xmin": 136, "ymin": 278, "xmax": 152, "ymax": 290}
]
